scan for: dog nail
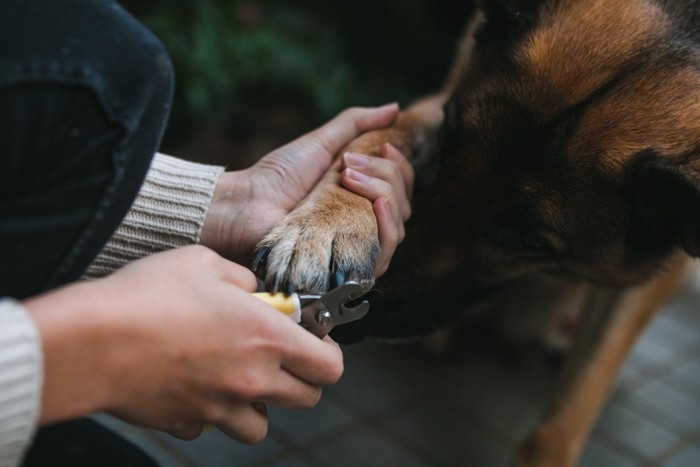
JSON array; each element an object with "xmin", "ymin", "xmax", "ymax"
[
  {"xmin": 274, "ymin": 276, "xmax": 285, "ymax": 293},
  {"xmin": 268, "ymin": 273, "xmax": 284, "ymax": 293},
  {"xmin": 252, "ymin": 246, "xmax": 271, "ymax": 271},
  {"xmin": 334, "ymin": 269, "xmax": 346, "ymax": 287},
  {"xmin": 344, "ymin": 152, "xmax": 370, "ymax": 168}
]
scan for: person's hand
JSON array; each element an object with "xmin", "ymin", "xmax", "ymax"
[
  {"xmin": 25, "ymin": 246, "xmax": 343, "ymax": 444},
  {"xmin": 200, "ymin": 104, "xmax": 413, "ymax": 273},
  {"xmin": 340, "ymin": 142, "xmax": 414, "ymax": 275}
]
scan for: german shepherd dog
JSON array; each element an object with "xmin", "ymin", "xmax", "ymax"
[{"xmin": 254, "ymin": 0, "xmax": 700, "ymax": 465}]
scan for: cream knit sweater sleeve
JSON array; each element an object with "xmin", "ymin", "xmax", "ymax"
[
  {"xmin": 0, "ymin": 300, "xmax": 41, "ymax": 467},
  {"xmin": 84, "ymin": 152, "xmax": 224, "ymax": 277},
  {"xmin": 0, "ymin": 153, "xmax": 224, "ymax": 467}
]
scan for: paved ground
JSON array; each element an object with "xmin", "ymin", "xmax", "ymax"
[{"xmin": 97, "ymin": 266, "xmax": 700, "ymax": 466}]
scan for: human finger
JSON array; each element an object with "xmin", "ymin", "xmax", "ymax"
[
  {"xmin": 341, "ymin": 169, "xmax": 404, "ymax": 235},
  {"xmin": 341, "ymin": 152, "xmax": 412, "ymax": 221},
  {"xmin": 381, "ymin": 143, "xmax": 414, "ymax": 199},
  {"xmin": 372, "ymin": 197, "xmax": 403, "ymax": 276},
  {"xmin": 256, "ymin": 104, "xmax": 401, "ymax": 203},
  {"xmin": 305, "ymin": 103, "xmax": 400, "ymax": 158},
  {"xmin": 177, "ymin": 244, "xmax": 259, "ymax": 292},
  {"xmin": 266, "ymin": 103, "xmax": 400, "ymax": 169},
  {"xmin": 218, "ymin": 258, "xmax": 258, "ymax": 292},
  {"xmin": 215, "ymin": 402, "xmax": 269, "ymax": 444},
  {"xmin": 277, "ymin": 330, "xmax": 344, "ymax": 387},
  {"xmin": 256, "ymin": 369, "xmax": 323, "ymax": 409},
  {"xmin": 165, "ymin": 423, "xmax": 205, "ymax": 441}
]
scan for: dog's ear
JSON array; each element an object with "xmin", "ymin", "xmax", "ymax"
[{"xmin": 625, "ymin": 150, "xmax": 700, "ymax": 259}]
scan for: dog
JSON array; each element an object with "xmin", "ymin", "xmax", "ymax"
[{"xmin": 253, "ymin": 1, "xmax": 700, "ymax": 465}]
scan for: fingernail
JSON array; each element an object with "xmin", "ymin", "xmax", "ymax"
[
  {"xmin": 345, "ymin": 167, "xmax": 369, "ymax": 182},
  {"xmin": 380, "ymin": 144, "xmax": 387, "ymax": 158},
  {"xmin": 379, "ymin": 102, "xmax": 400, "ymax": 111},
  {"xmin": 343, "ymin": 152, "xmax": 370, "ymax": 168},
  {"xmin": 377, "ymin": 197, "xmax": 394, "ymax": 220},
  {"xmin": 382, "ymin": 143, "xmax": 402, "ymax": 160},
  {"xmin": 380, "ymin": 197, "xmax": 392, "ymax": 213}
]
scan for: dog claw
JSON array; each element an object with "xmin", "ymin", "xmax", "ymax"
[
  {"xmin": 271, "ymin": 273, "xmax": 285, "ymax": 294},
  {"xmin": 252, "ymin": 245, "xmax": 271, "ymax": 273},
  {"xmin": 285, "ymin": 281, "xmax": 297, "ymax": 295},
  {"xmin": 334, "ymin": 269, "xmax": 346, "ymax": 288}
]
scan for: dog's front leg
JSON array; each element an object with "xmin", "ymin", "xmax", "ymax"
[
  {"xmin": 514, "ymin": 254, "xmax": 694, "ymax": 467},
  {"xmin": 254, "ymin": 99, "xmax": 444, "ymax": 293}
]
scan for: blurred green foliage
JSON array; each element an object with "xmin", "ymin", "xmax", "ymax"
[{"xmin": 122, "ymin": 0, "xmax": 472, "ymax": 141}]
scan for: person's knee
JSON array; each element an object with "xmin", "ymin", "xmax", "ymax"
[
  {"xmin": 78, "ymin": 0, "xmax": 174, "ymax": 127},
  {"xmin": 1, "ymin": 0, "xmax": 173, "ymax": 128}
]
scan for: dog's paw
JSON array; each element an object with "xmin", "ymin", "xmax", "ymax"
[{"xmin": 253, "ymin": 188, "xmax": 379, "ymax": 293}]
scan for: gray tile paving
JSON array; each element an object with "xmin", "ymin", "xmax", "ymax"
[
  {"xmin": 578, "ymin": 439, "xmax": 638, "ymax": 467},
  {"xmin": 660, "ymin": 443, "xmax": 700, "ymax": 467},
  {"xmin": 666, "ymin": 360, "xmax": 700, "ymax": 397},
  {"xmin": 99, "ymin": 267, "xmax": 700, "ymax": 466},
  {"xmin": 641, "ymin": 313, "xmax": 700, "ymax": 354},
  {"xmin": 629, "ymin": 381, "xmax": 700, "ymax": 432},
  {"xmin": 592, "ymin": 401, "xmax": 681, "ymax": 459},
  {"xmin": 305, "ymin": 423, "xmax": 429, "ymax": 467},
  {"xmin": 625, "ymin": 336, "xmax": 680, "ymax": 372},
  {"xmin": 146, "ymin": 428, "xmax": 287, "ymax": 466},
  {"xmin": 266, "ymin": 401, "xmax": 356, "ymax": 445},
  {"xmin": 380, "ymin": 399, "xmax": 512, "ymax": 466}
]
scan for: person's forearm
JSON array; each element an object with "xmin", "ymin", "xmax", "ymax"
[{"xmin": 23, "ymin": 282, "xmax": 123, "ymax": 424}]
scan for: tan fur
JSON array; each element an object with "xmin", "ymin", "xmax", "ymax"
[
  {"xmin": 570, "ymin": 66, "xmax": 700, "ymax": 170},
  {"xmin": 518, "ymin": 1, "xmax": 700, "ymax": 173},
  {"xmin": 521, "ymin": 0, "xmax": 670, "ymax": 113}
]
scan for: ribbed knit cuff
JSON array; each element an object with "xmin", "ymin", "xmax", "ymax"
[
  {"xmin": 0, "ymin": 299, "xmax": 42, "ymax": 467},
  {"xmin": 84, "ymin": 153, "xmax": 224, "ymax": 278}
]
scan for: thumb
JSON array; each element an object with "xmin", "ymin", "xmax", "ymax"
[
  {"xmin": 262, "ymin": 103, "xmax": 400, "ymax": 180},
  {"xmin": 254, "ymin": 104, "xmax": 400, "ymax": 208},
  {"xmin": 304, "ymin": 103, "xmax": 400, "ymax": 159}
]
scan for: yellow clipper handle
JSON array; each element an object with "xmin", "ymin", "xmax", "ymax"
[{"xmin": 252, "ymin": 292, "xmax": 302, "ymax": 323}]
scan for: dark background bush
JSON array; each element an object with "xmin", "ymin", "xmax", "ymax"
[{"xmin": 121, "ymin": 0, "xmax": 473, "ymax": 167}]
